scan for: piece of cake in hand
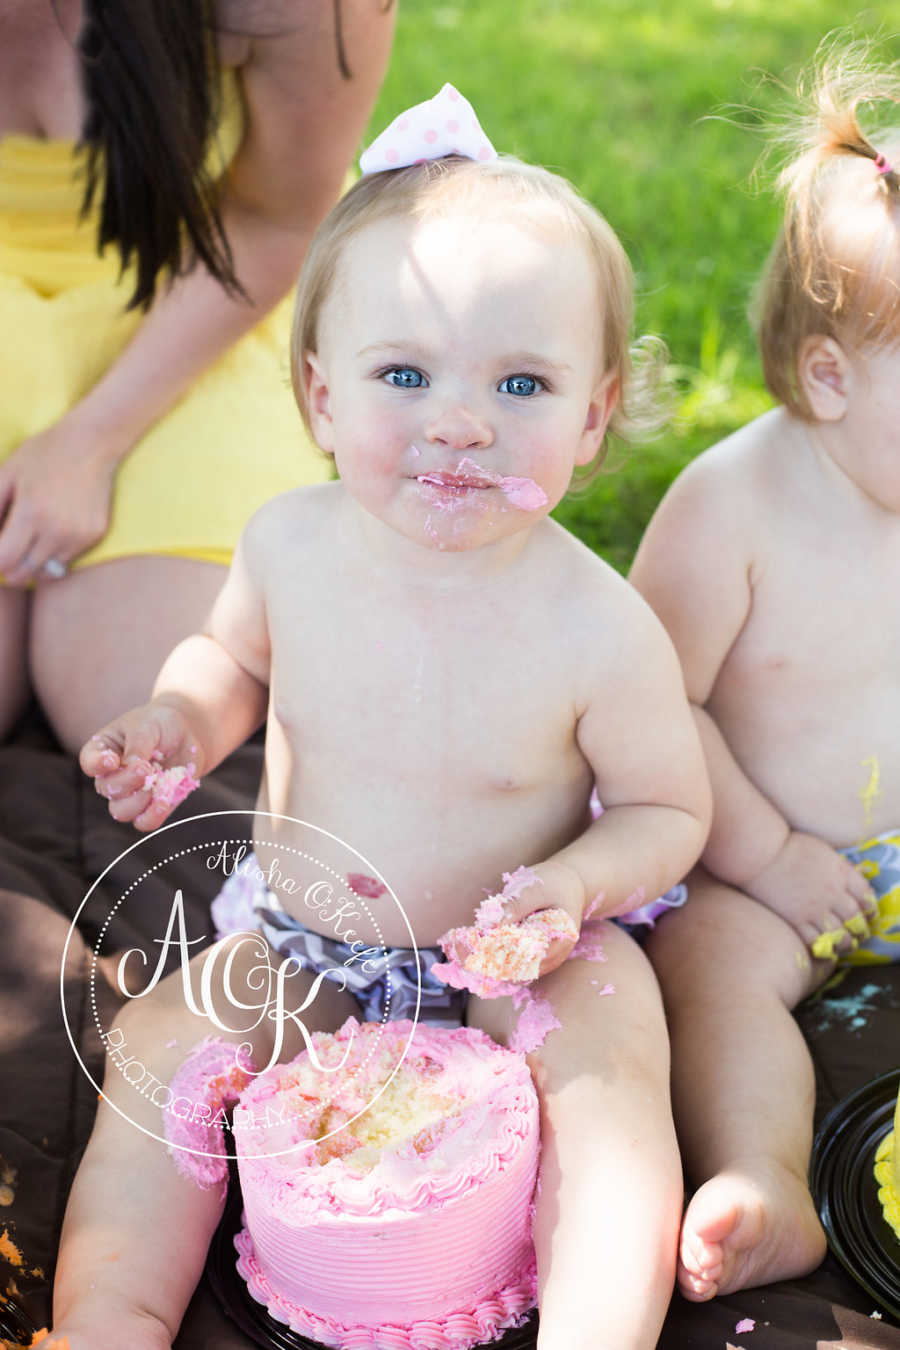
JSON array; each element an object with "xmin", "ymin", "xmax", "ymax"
[
  {"xmin": 140, "ymin": 760, "xmax": 200, "ymax": 809},
  {"xmin": 432, "ymin": 880, "xmax": 579, "ymax": 998},
  {"xmin": 233, "ymin": 1018, "xmax": 539, "ymax": 1349}
]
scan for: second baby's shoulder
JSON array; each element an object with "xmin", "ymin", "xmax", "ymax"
[
  {"xmin": 633, "ymin": 408, "xmax": 815, "ymax": 579},
  {"xmin": 652, "ymin": 407, "xmax": 809, "ymax": 533}
]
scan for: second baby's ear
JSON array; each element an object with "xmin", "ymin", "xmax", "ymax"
[
  {"xmin": 797, "ymin": 335, "xmax": 851, "ymax": 421},
  {"xmin": 304, "ymin": 352, "xmax": 335, "ymax": 454}
]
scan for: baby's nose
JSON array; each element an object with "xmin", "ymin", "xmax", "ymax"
[{"xmin": 425, "ymin": 402, "xmax": 494, "ymax": 451}]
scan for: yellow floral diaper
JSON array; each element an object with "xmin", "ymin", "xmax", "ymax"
[{"xmin": 840, "ymin": 831, "xmax": 900, "ymax": 965}]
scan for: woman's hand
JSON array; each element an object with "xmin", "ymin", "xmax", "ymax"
[{"xmin": 0, "ymin": 418, "xmax": 118, "ymax": 585}]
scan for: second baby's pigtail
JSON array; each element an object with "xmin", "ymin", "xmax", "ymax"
[{"xmin": 752, "ymin": 37, "xmax": 900, "ymax": 414}]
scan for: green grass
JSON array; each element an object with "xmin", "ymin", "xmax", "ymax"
[{"xmin": 367, "ymin": 3, "xmax": 897, "ymax": 569}]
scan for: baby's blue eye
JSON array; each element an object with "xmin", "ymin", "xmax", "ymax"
[
  {"xmin": 499, "ymin": 375, "xmax": 540, "ymax": 397},
  {"xmin": 384, "ymin": 367, "xmax": 426, "ymax": 388}
]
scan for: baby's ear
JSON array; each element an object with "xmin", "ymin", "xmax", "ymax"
[
  {"xmin": 575, "ymin": 371, "xmax": 619, "ymax": 466},
  {"xmin": 304, "ymin": 352, "xmax": 335, "ymax": 454},
  {"xmin": 797, "ymin": 335, "xmax": 850, "ymax": 421}
]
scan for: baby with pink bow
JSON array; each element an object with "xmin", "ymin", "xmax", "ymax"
[{"xmin": 57, "ymin": 87, "xmax": 710, "ymax": 1349}]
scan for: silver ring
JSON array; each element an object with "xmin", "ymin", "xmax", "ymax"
[{"xmin": 42, "ymin": 558, "xmax": 68, "ymax": 580}]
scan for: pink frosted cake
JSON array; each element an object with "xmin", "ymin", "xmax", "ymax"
[{"xmin": 233, "ymin": 1019, "xmax": 539, "ymax": 1349}]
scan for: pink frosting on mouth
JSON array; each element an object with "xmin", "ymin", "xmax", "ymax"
[
  {"xmin": 418, "ymin": 458, "xmax": 548, "ymax": 513},
  {"xmin": 234, "ymin": 1020, "xmax": 539, "ymax": 1346},
  {"xmin": 496, "ymin": 476, "xmax": 548, "ymax": 510}
]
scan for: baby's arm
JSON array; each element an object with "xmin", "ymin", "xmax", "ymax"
[
  {"xmin": 80, "ymin": 513, "xmax": 272, "ymax": 831},
  {"xmin": 629, "ymin": 451, "xmax": 875, "ymax": 950},
  {"xmin": 500, "ymin": 581, "xmax": 712, "ymax": 968}
]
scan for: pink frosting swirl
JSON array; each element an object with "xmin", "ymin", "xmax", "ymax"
[{"xmin": 163, "ymin": 1036, "xmax": 255, "ymax": 1192}]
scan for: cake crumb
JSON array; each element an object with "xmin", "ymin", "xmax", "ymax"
[
  {"xmin": 0, "ymin": 1160, "xmax": 16, "ymax": 1207},
  {"xmin": 871, "ymin": 1310, "xmax": 883, "ymax": 1319},
  {"xmin": 141, "ymin": 761, "xmax": 200, "ymax": 809},
  {"xmin": 735, "ymin": 1319, "xmax": 756, "ymax": 1333},
  {"xmin": 509, "ymin": 991, "xmax": 561, "ymax": 1054},
  {"xmin": 0, "ymin": 1228, "xmax": 23, "ymax": 1268}
]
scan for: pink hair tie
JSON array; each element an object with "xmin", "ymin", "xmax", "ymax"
[
  {"xmin": 874, "ymin": 152, "xmax": 894, "ymax": 176},
  {"xmin": 359, "ymin": 84, "xmax": 497, "ymax": 176}
]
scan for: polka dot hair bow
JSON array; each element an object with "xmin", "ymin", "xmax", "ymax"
[{"xmin": 359, "ymin": 83, "xmax": 497, "ymax": 175}]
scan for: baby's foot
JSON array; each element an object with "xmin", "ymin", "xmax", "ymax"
[{"xmin": 678, "ymin": 1161, "xmax": 826, "ymax": 1301}]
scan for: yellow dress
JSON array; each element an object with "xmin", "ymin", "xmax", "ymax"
[{"xmin": 0, "ymin": 70, "xmax": 332, "ymax": 573}]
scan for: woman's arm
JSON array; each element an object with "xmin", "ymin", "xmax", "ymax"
[{"xmin": 0, "ymin": 1, "xmax": 394, "ymax": 584}]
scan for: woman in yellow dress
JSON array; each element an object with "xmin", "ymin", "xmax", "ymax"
[{"xmin": 0, "ymin": 0, "xmax": 395, "ymax": 750}]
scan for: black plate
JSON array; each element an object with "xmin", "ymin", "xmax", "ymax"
[
  {"xmin": 810, "ymin": 1067, "xmax": 900, "ymax": 1323},
  {"xmin": 205, "ymin": 1165, "xmax": 539, "ymax": 1350},
  {"xmin": 0, "ymin": 1296, "xmax": 40, "ymax": 1347}
]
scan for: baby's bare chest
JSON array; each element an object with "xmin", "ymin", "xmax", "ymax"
[
  {"xmin": 269, "ymin": 596, "xmax": 579, "ymax": 792},
  {"xmin": 724, "ymin": 534, "xmax": 900, "ymax": 695}
]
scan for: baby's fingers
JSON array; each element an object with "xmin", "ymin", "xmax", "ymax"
[
  {"xmin": 80, "ymin": 730, "xmax": 124, "ymax": 777},
  {"xmin": 808, "ymin": 909, "xmax": 858, "ymax": 962},
  {"xmin": 105, "ymin": 783, "xmax": 154, "ymax": 827},
  {"xmin": 133, "ymin": 793, "xmax": 179, "ymax": 834}
]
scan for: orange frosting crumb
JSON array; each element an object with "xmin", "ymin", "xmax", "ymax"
[{"xmin": 0, "ymin": 1229, "xmax": 24, "ymax": 1268}]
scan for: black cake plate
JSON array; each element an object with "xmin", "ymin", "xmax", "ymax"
[
  {"xmin": 0, "ymin": 1295, "xmax": 42, "ymax": 1347},
  {"xmin": 810, "ymin": 1067, "xmax": 900, "ymax": 1323},
  {"xmin": 206, "ymin": 1166, "xmax": 539, "ymax": 1350}
]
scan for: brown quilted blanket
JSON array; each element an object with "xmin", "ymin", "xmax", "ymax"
[{"xmin": 0, "ymin": 704, "xmax": 898, "ymax": 1348}]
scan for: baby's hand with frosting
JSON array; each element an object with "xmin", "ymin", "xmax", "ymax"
[
  {"xmin": 79, "ymin": 702, "xmax": 204, "ymax": 832},
  {"xmin": 432, "ymin": 861, "xmax": 584, "ymax": 997}
]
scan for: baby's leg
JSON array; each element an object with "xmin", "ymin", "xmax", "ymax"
[
  {"xmin": 51, "ymin": 933, "xmax": 357, "ymax": 1350},
  {"xmin": 469, "ymin": 921, "xmax": 681, "ymax": 1350},
  {"xmin": 646, "ymin": 868, "xmax": 827, "ymax": 1301}
]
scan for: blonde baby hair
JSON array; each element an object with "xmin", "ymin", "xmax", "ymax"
[
  {"xmin": 753, "ymin": 38, "xmax": 900, "ymax": 417},
  {"xmin": 290, "ymin": 155, "xmax": 665, "ymax": 472}
]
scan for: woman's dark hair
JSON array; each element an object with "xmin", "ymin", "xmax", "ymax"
[
  {"xmin": 75, "ymin": 0, "xmax": 394, "ymax": 312},
  {"xmin": 77, "ymin": 0, "xmax": 239, "ymax": 311}
]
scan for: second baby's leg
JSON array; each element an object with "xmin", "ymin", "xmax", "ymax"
[
  {"xmin": 470, "ymin": 921, "xmax": 682, "ymax": 1350},
  {"xmin": 646, "ymin": 868, "xmax": 828, "ymax": 1301}
]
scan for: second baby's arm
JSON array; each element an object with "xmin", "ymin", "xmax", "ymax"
[{"xmin": 629, "ymin": 447, "xmax": 874, "ymax": 947}]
